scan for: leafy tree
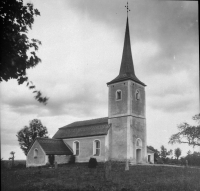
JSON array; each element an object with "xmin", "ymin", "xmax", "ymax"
[
  {"xmin": 0, "ymin": 0, "xmax": 48, "ymax": 104},
  {"xmin": 182, "ymin": 151, "xmax": 200, "ymax": 166},
  {"xmin": 187, "ymin": 150, "xmax": 192, "ymax": 155},
  {"xmin": 174, "ymin": 148, "xmax": 181, "ymax": 160},
  {"xmin": 160, "ymin": 145, "xmax": 172, "ymax": 160},
  {"xmin": 16, "ymin": 119, "xmax": 48, "ymax": 155},
  {"xmin": 169, "ymin": 114, "xmax": 200, "ymax": 147}
]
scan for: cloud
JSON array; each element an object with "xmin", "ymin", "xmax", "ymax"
[
  {"xmin": 146, "ymin": 68, "xmax": 198, "ymax": 113},
  {"xmin": 1, "ymin": 134, "xmax": 19, "ymax": 147},
  {"xmin": 66, "ymin": 0, "xmax": 198, "ymax": 77},
  {"xmin": 149, "ymin": 95, "xmax": 195, "ymax": 113},
  {"xmin": 1, "ymin": 0, "xmax": 198, "ymax": 160},
  {"xmin": 1, "ymin": 79, "xmax": 108, "ymax": 118}
]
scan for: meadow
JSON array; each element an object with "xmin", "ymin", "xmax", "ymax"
[{"xmin": 1, "ymin": 161, "xmax": 200, "ymax": 191}]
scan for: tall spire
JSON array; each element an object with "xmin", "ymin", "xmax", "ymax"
[
  {"xmin": 119, "ymin": 17, "xmax": 135, "ymax": 78},
  {"xmin": 107, "ymin": 7, "xmax": 145, "ymax": 86}
]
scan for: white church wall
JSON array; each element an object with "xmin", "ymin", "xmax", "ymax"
[
  {"xmin": 63, "ymin": 135, "xmax": 106, "ymax": 163},
  {"xmin": 55, "ymin": 155, "xmax": 70, "ymax": 164}
]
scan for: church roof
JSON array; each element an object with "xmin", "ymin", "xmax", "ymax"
[
  {"xmin": 36, "ymin": 137, "xmax": 73, "ymax": 155},
  {"xmin": 52, "ymin": 117, "xmax": 110, "ymax": 139},
  {"xmin": 107, "ymin": 17, "xmax": 146, "ymax": 86}
]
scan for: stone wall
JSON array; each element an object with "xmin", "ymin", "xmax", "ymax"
[
  {"xmin": 108, "ymin": 81, "xmax": 128, "ymax": 116},
  {"xmin": 108, "ymin": 80, "xmax": 147, "ymax": 163},
  {"xmin": 108, "ymin": 117, "xmax": 128, "ymax": 161},
  {"xmin": 55, "ymin": 155, "xmax": 70, "ymax": 164}
]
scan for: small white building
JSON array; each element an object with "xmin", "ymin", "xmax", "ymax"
[{"xmin": 26, "ymin": 138, "xmax": 73, "ymax": 167}]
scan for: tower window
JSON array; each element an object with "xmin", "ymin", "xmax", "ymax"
[
  {"xmin": 73, "ymin": 141, "xmax": 80, "ymax": 156},
  {"xmin": 93, "ymin": 140, "xmax": 101, "ymax": 156},
  {"xmin": 116, "ymin": 90, "xmax": 122, "ymax": 100},
  {"xmin": 136, "ymin": 90, "xmax": 140, "ymax": 100}
]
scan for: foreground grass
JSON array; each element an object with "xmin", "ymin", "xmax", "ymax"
[{"xmin": 1, "ymin": 163, "xmax": 200, "ymax": 191}]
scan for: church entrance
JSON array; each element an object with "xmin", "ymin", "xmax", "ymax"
[{"xmin": 136, "ymin": 149, "xmax": 142, "ymax": 164}]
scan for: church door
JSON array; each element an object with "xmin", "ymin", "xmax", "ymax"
[
  {"xmin": 136, "ymin": 149, "xmax": 141, "ymax": 164},
  {"xmin": 148, "ymin": 155, "xmax": 151, "ymax": 162}
]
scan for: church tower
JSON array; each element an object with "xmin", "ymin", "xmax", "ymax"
[{"xmin": 107, "ymin": 15, "xmax": 147, "ymax": 164}]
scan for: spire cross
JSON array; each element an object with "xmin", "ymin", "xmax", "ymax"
[{"xmin": 125, "ymin": 2, "xmax": 130, "ymax": 16}]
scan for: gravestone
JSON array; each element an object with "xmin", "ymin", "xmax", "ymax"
[
  {"xmin": 105, "ymin": 160, "xmax": 111, "ymax": 180},
  {"xmin": 7, "ymin": 161, "xmax": 12, "ymax": 169},
  {"xmin": 125, "ymin": 159, "xmax": 129, "ymax": 171},
  {"xmin": 185, "ymin": 160, "xmax": 188, "ymax": 167},
  {"xmin": 54, "ymin": 161, "xmax": 58, "ymax": 169}
]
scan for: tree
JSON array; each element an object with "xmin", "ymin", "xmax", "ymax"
[
  {"xmin": 0, "ymin": 0, "xmax": 48, "ymax": 104},
  {"xmin": 169, "ymin": 114, "xmax": 200, "ymax": 147},
  {"xmin": 16, "ymin": 119, "xmax": 48, "ymax": 155},
  {"xmin": 187, "ymin": 150, "xmax": 192, "ymax": 155},
  {"xmin": 183, "ymin": 151, "xmax": 200, "ymax": 166},
  {"xmin": 160, "ymin": 145, "xmax": 172, "ymax": 160},
  {"xmin": 174, "ymin": 148, "xmax": 181, "ymax": 160}
]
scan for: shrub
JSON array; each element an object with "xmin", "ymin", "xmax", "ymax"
[
  {"xmin": 156, "ymin": 158, "xmax": 164, "ymax": 164},
  {"xmin": 45, "ymin": 162, "xmax": 50, "ymax": 167},
  {"xmin": 48, "ymin": 155, "xmax": 55, "ymax": 166},
  {"xmin": 14, "ymin": 163, "xmax": 26, "ymax": 169},
  {"xmin": 69, "ymin": 155, "xmax": 76, "ymax": 164},
  {"xmin": 1, "ymin": 158, "xmax": 6, "ymax": 169},
  {"xmin": 88, "ymin": 157, "xmax": 98, "ymax": 168}
]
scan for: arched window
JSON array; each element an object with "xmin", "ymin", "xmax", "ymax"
[
  {"xmin": 93, "ymin": 140, "xmax": 100, "ymax": 156},
  {"xmin": 136, "ymin": 138, "xmax": 142, "ymax": 147},
  {"xmin": 136, "ymin": 90, "xmax": 140, "ymax": 100},
  {"xmin": 73, "ymin": 141, "xmax": 80, "ymax": 156},
  {"xmin": 116, "ymin": 90, "xmax": 122, "ymax": 100},
  {"xmin": 34, "ymin": 148, "xmax": 38, "ymax": 158}
]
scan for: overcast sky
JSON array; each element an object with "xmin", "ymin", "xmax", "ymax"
[{"xmin": 1, "ymin": 0, "xmax": 199, "ymax": 160}]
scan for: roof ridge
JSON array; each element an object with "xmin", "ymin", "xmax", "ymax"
[
  {"xmin": 36, "ymin": 137, "xmax": 62, "ymax": 141},
  {"xmin": 73, "ymin": 117, "xmax": 108, "ymax": 122},
  {"xmin": 59, "ymin": 117, "xmax": 108, "ymax": 129}
]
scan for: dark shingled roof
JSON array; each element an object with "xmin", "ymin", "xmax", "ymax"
[
  {"xmin": 52, "ymin": 117, "xmax": 109, "ymax": 139},
  {"xmin": 36, "ymin": 137, "xmax": 73, "ymax": 155},
  {"xmin": 147, "ymin": 148, "xmax": 155, "ymax": 153},
  {"xmin": 107, "ymin": 17, "xmax": 146, "ymax": 86}
]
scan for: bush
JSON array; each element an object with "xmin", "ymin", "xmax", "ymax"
[
  {"xmin": 48, "ymin": 155, "xmax": 55, "ymax": 166},
  {"xmin": 14, "ymin": 163, "xmax": 26, "ymax": 169},
  {"xmin": 69, "ymin": 155, "xmax": 76, "ymax": 164},
  {"xmin": 156, "ymin": 158, "xmax": 164, "ymax": 164},
  {"xmin": 185, "ymin": 152, "xmax": 200, "ymax": 166},
  {"xmin": 1, "ymin": 158, "xmax": 6, "ymax": 169},
  {"xmin": 45, "ymin": 162, "xmax": 50, "ymax": 167},
  {"xmin": 88, "ymin": 157, "xmax": 98, "ymax": 168}
]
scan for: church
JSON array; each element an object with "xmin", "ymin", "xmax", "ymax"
[{"xmin": 26, "ymin": 15, "xmax": 154, "ymax": 167}]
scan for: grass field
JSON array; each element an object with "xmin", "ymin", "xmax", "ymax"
[{"xmin": 1, "ymin": 162, "xmax": 200, "ymax": 191}]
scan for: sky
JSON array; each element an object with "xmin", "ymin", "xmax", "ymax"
[{"xmin": 1, "ymin": 0, "xmax": 199, "ymax": 160}]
